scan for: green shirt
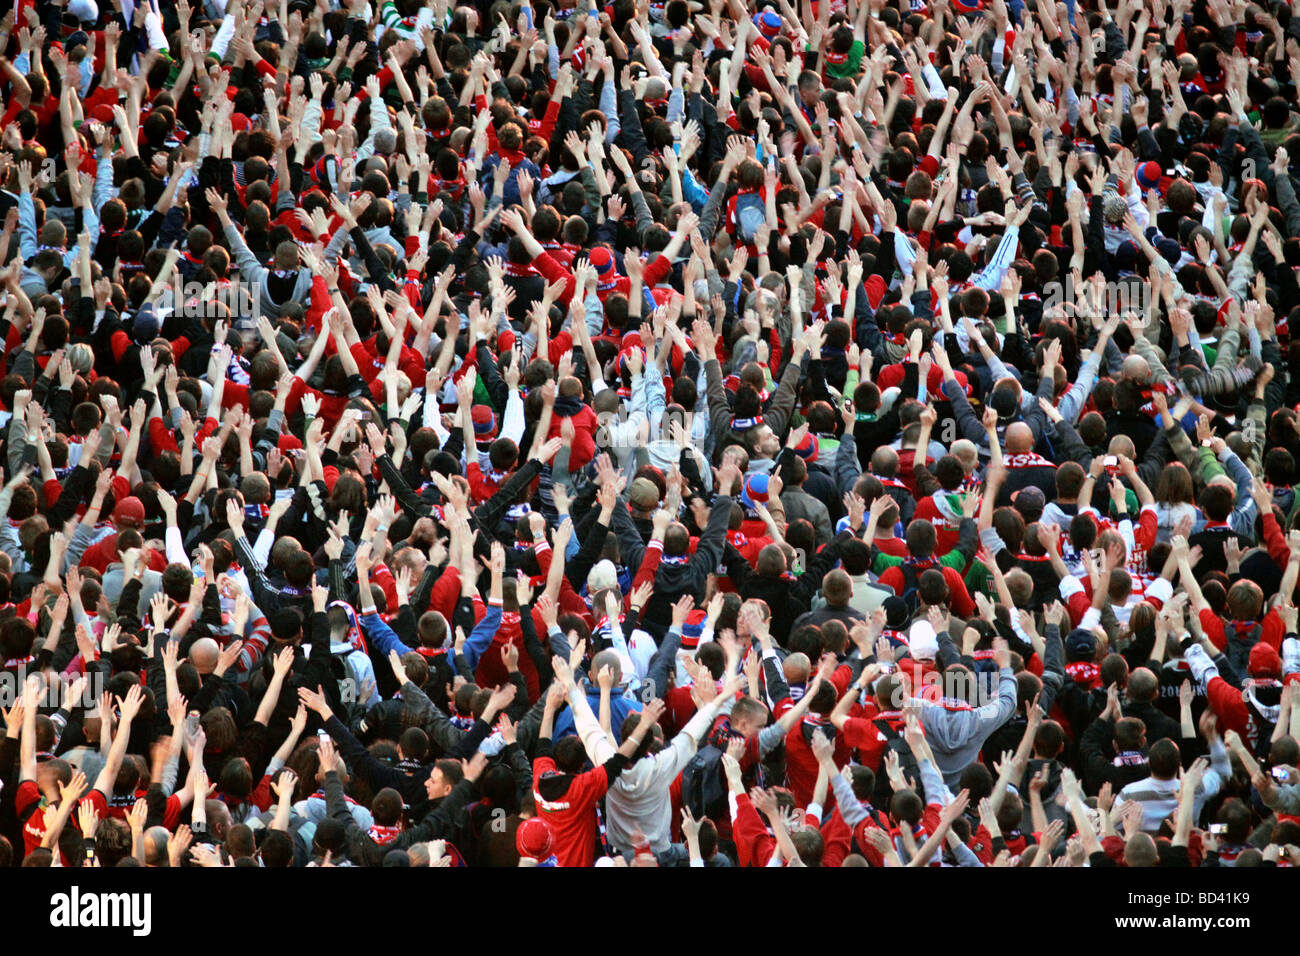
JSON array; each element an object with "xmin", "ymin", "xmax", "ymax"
[
  {"xmin": 872, "ymin": 545, "xmax": 969, "ymax": 577},
  {"xmin": 817, "ymin": 39, "xmax": 865, "ymax": 81}
]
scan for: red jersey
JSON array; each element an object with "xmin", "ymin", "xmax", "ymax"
[{"xmin": 531, "ymin": 755, "xmax": 610, "ymax": 867}]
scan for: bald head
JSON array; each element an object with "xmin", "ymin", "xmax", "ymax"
[
  {"xmin": 206, "ymin": 799, "xmax": 232, "ymax": 839},
  {"xmin": 190, "ymin": 638, "xmax": 219, "ymax": 674},
  {"xmin": 1107, "ymin": 435, "xmax": 1136, "ymax": 460},
  {"xmin": 144, "ymin": 826, "xmax": 171, "ymax": 866},
  {"xmin": 783, "ymin": 652, "xmax": 810, "ymax": 685},
  {"xmin": 871, "ymin": 446, "xmax": 899, "ymax": 478},
  {"xmin": 1005, "ymin": 422, "xmax": 1035, "ymax": 454},
  {"xmin": 1121, "ymin": 354, "xmax": 1150, "ymax": 382},
  {"xmin": 1127, "ymin": 667, "xmax": 1159, "ymax": 703}
]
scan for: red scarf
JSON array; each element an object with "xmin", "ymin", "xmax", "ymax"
[{"xmin": 1004, "ymin": 452, "xmax": 1055, "ymax": 469}]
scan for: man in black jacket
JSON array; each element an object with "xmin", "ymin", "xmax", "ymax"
[
  {"xmin": 300, "ymin": 678, "xmax": 516, "ymax": 815},
  {"xmin": 610, "ymin": 460, "xmax": 741, "ymax": 630},
  {"xmin": 725, "ymin": 531, "xmax": 851, "ymax": 646},
  {"xmin": 318, "ymin": 736, "xmax": 489, "ymax": 868},
  {"xmin": 1079, "ymin": 685, "xmax": 1152, "ymax": 795}
]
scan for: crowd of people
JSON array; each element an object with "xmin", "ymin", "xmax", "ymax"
[{"xmin": 0, "ymin": 0, "xmax": 1298, "ymax": 870}]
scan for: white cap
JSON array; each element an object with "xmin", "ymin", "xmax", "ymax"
[
  {"xmin": 909, "ymin": 620, "xmax": 939, "ymax": 661},
  {"xmin": 587, "ymin": 559, "xmax": 618, "ymax": 593},
  {"xmin": 68, "ymin": 0, "xmax": 99, "ymax": 22}
]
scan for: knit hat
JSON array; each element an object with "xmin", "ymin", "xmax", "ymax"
[
  {"xmin": 1249, "ymin": 642, "xmax": 1283, "ymax": 679},
  {"xmin": 471, "ymin": 405, "xmax": 497, "ymax": 441},
  {"xmin": 516, "ymin": 817, "xmax": 554, "ymax": 860},
  {"xmin": 883, "ymin": 596, "xmax": 910, "ymax": 629},
  {"xmin": 112, "ymin": 496, "xmax": 146, "ymax": 529},
  {"xmin": 1136, "ymin": 161, "xmax": 1164, "ymax": 191},
  {"xmin": 1065, "ymin": 628, "xmax": 1097, "ymax": 662},
  {"xmin": 1155, "ymin": 236, "xmax": 1183, "ymax": 268},
  {"xmin": 793, "ymin": 432, "xmax": 819, "ymax": 463},
  {"xmin": 1103, "ymin": 192, "xmax": 1128, "ymax": 224},
  {"xmin": 587, "ymin": 246, "xmax": 616, "ymax": 276},
  {"xmin": 681, "ymin": 609, "xmax": 708, "ymax": 648},
  {"xmin": 1114, "ymin": 240, "xmax": 1140, "ymax": 271},
  {"xmin": 740, "ymin": 473, "xmax": 771, "ymax": 508}
]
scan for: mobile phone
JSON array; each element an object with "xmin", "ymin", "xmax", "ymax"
[
  {"xmin": 1272, "ymin": 766, "xmax": 1290, "ymax": 782},
  {"xmin": 318, "ymin": 731, "xmax": 331, "ymax": 744},
  {"xmin": 1209, "ymin": 823, "xmax": 1227, "ymax": 834},
  {"xmin": 357, "ymin": 410, "xmax": 372, "ymax": 422},
  {"xmin": 184, "ymin": 711, "xmax": 201, "ymax": 737}
]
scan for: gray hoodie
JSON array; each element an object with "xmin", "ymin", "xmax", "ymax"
[{"xmin": 919, "ymin": 668, "xmax": 1019, "ymax": 788}]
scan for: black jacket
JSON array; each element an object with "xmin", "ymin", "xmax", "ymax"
[{"xmin": 610, "ymin": 493, "xmax": 735, "ymax": 630}]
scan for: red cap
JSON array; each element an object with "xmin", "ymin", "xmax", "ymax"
[
  {"xmin": 1249, "ymin": 642, "xmax": 1283, "ymax": 679},
  {"xmin": 515, "ymin": 816, "xmax": 553, "ymax": 860},
  {"xmin": 112, "ymin": 496, "xmax": 146, "ymax": 529},
  {"xmin": 230, "ymin": 113, "xmax": 252, "ymax": 133}
]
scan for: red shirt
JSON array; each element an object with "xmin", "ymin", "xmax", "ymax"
[
  {"xmin": 531, "ymin": 755, "xmax": 609, "ymax": 867},
  {"xmin": 783, "ymin": 718, "xmax": 850, "ymax": 809}
]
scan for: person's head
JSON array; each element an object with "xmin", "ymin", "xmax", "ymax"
[
  {"xmin": 1124, "ymin": 832, "xmax": 1159, "ymax": 867},
  {"xmin": 424, "ymin": 759, "xmax": 464, "ymax": 801},
  {"xmin": 1217, "ymin": 798, "xmax": 1253, "ymax": 843},
  {"xmin": 143, "ymin": 826, "xmax": 171, "ymax": 866},
  {"xmin": 1114, "ymin": 716, "xmax": 1147, "ymax": 752},
  {"xmin": 1126, "ymin": 667, "xmax": 1159, "ymax": 704},
  {"xmin": 1035, "ymin": 720, "xmax": 1066, "ymax": 759},
  {"xmin": 1148, "ymin": 738, "xmax": 1180, "ymax": 780},
  {"xmin": 588, "ymin": 649, "xmax": 622, "ymax": 688},
  {"xmin": 729, "ymin": 696, "xmax": 770, "ymax": 739},
  {"xmin": 904, "ymin": 519, "xmax": 937, "ymax": 559},
  {"xmin": 372, "ymin": 788, "xmax": 404, "ymax": 827},
  {"xmin": 189, "ymin": 637, "xmax": 220, "ymax": 675},
  {"xmin": 1226, "ymin": 579, "xmax": 1263, "ymax": 621},
  {"xmin": 226, "ymin": 823, "xmax": 256, "ymax": 860},
  {"xmin": 821, "ymin": 569, "xmax": 852, "ymax": 608},
  {"xmin": 94, "ymin": 817, "xmax": 132, "ymax": 867},
  {"xmin": 1199, "ymin": 481, "xmax": 1235, "ymax": 522}
]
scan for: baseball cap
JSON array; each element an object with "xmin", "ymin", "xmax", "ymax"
[
  {"xmin": 1248, "ymin": 642, "xmax": 1283, "ymax": 679},
  {"xmin": 113, "ymin": 496, "xmax": 146, "ymax": 529},
  {"xmin": 628, "ymin": 477, "xmax": 660, "ymax": 511}
]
